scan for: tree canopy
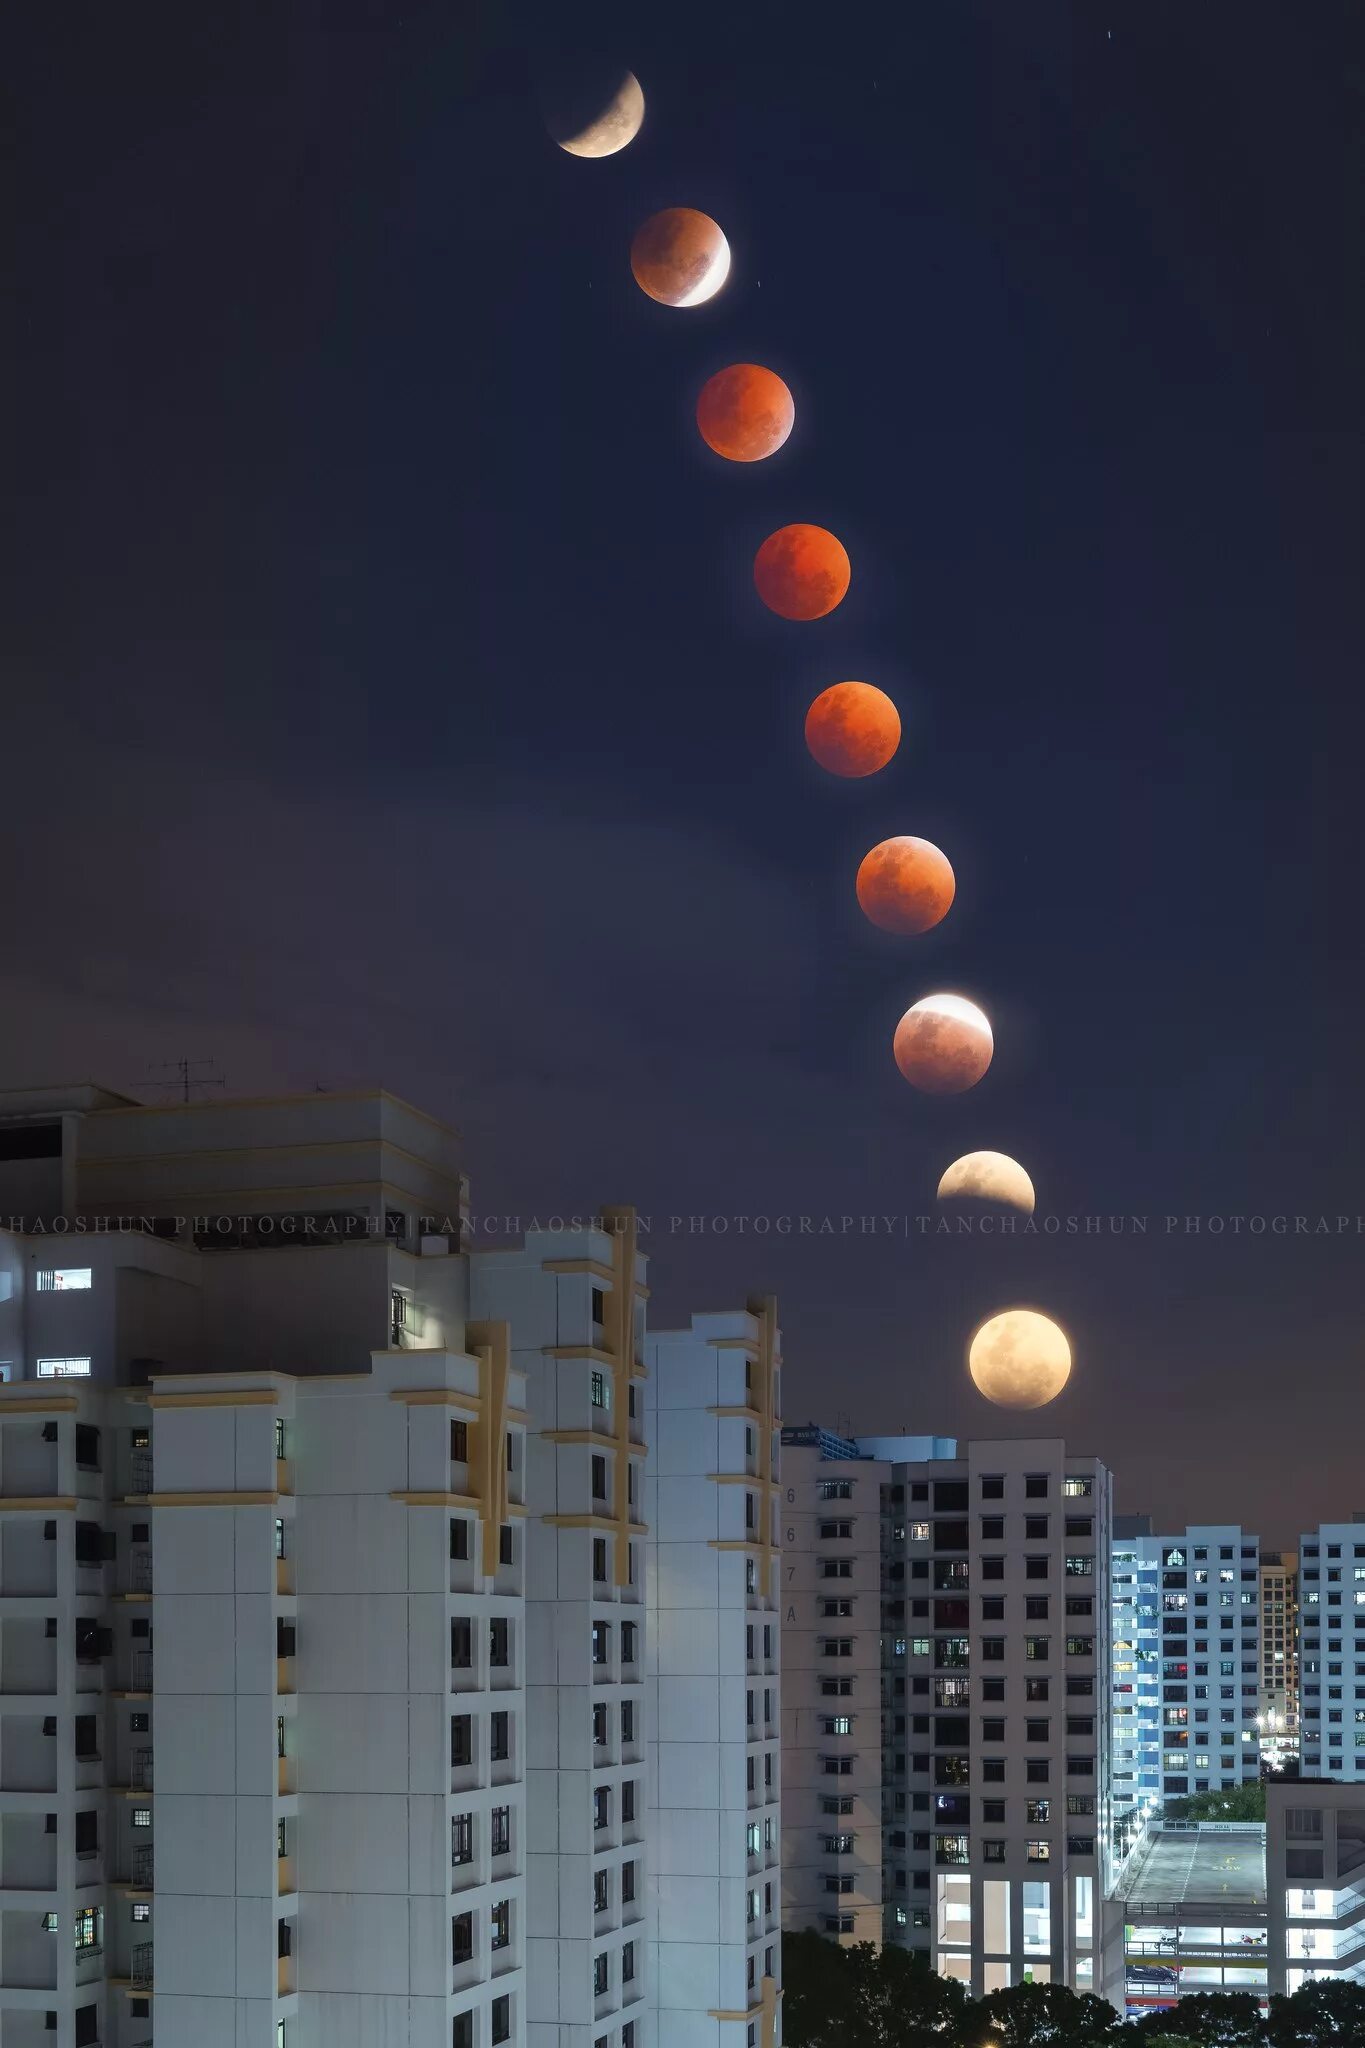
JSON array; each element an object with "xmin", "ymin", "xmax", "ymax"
[{"xmin": 781, "ymin": 1932, "xmax": 1365, "ymax": 2048}]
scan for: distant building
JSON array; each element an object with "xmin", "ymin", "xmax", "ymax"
[
  {"xmin": 1295, "ymin": 1518, "xmax": 1365, "ymax": 1783},
  {"xmin": 780, "ymin": 1426, "xmax": 1121, "ymax": 2004}
]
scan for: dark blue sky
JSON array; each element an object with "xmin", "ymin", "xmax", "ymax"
[{"xmin": 7, "ymin": 1, "xmax": 1363, "ymax": 1537}]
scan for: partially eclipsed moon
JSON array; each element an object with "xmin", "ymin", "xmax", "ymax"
[
  {"xmin": 631, "ymin": 209, "xmax": 730, "ymax": 307},
  {"xmin": 805, "ymin": 682, "xmax": 900, "ymax": 777},
  {"xmin": 938, "ymin": 1152, "xmax": 1035, "ymax": 1214},
  {"xmin": 968, "ymin": 1308, "xmax": 1072, "ymax": 1409},
  {"xmin": 856, "ymin": 837, "xmax": 955, "ymax": 935},
  {"xmin": 893, "ymin": 993, "xmax": 993, "ymax": 1094},
  {"xmin": 546, "ymin": 69, "xmax": 645, "ymax": 158}
]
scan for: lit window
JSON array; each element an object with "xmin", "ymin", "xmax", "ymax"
[
  {"xmin": 37, "ymin": 1358, "xmax": 92, "ymax": 1378},
  {"xmin": 74, "ymin": 1906, "xmax": 100, "ymax": 1951},
  {"xmin": 132, "ymin": 1807, "xmax": 152, "ymax": 1829},
  {"xmin": 37, "ymin": 1269, "xmax": 92, "ymax": 1292},
  {"xmin": 590, "ymin": 1371, "xmax": 610, "ymax": 1410}
]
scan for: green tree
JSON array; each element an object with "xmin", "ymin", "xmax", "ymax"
[
  {"xmin": 976, "ymin": 1979, "xmax": 1121, "ymax": 2044},
  {"xmin": 782, "ymin": 1931, "xmax": 975, "ymax": 2048},
  {"xmin": 1265, "ymin": 1979, "xmax": 1365, "ymax": 2045},
  {"xmin": 1127, "ymin": 1991, "xmax": 1265, "ymax": 2045},
  {"xmin": 1163, "ymin": 1783, "xmax": 1266, "ymax": 1825}
]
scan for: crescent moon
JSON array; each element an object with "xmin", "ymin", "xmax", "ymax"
[
  {"xmin": 938, "ymin": 1152, "xmax": 1035, "ymax": 1214},
  {"xmin": 549, "ymin": 71, "xmax": 645, "ymax": 159}
]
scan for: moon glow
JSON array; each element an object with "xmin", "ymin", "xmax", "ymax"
[
  {"xmin": 805, "ymin": 682, "xmax": 900, "ymax": 777},
  {"xmin": 753, "ymin": 524, "xmax": 850, "ymax": 620},
  {"xmin": 968, "ymin": 1309, "xmax": 1072, "ymax": 1409},
  {"xmin": 893, "ymin": 993, "xmax": 993, "ymax": 1094},
  {"xmin": 856, "ymin": 837, "xmax": 955, "ymax": 935},
  {"xmin": 696, "ymin": 364, "xmax": 794, "ymax": 462},
  {"xmin": 938, "ymin": 1152, "xmax": 1035, "ymax": 1214},
  {"xmin": 631, "ymin": 209, "xmax": 730, "ymax": 307},
  {"xmin": 546, "ymin": 69, "xmax": 645, "ymax": 157}
]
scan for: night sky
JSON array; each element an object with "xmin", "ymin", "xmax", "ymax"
[{"xmin": 7, "ymin": 2, "xmax": 1364, "ymax": 1540}]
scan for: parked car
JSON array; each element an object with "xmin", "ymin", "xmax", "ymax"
[{"xmin": 1128, "ymin": 1964, "xmax": 1179, "ymax": 1986}]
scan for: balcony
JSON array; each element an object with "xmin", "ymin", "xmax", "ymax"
[{"xmin": 132, "ymin": 1939, "xmax": 154, "ymax": 1989}]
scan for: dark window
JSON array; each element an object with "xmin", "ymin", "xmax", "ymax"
[
  {"xmin": 276, "ymin": 1619, "xmax": 296, "ymax": 1658},
  {"xmin": 490, "ymin": 1618, "xmax": 510, "ymax": 1666},
  {"xmin": 278, "ymin": 1920, "xmax": 292, "ymax": 1960},
  {"xmin": 490, "ymin": 1711, "xmax": 510, "ymax": 1762},
  {"xmin": 75, "ymin": 1426, "xmax": 101, "ymax": 1472},
  {"xmin": 0, "ymin": 1122, "xmax": 61, "ymax": 1160},
  {"xmin": 451, "ymin": 1519, "xmax": 470, "ymax": 1561},
  {"xmin": 74, "ymin": 1716, "xmax": 98, "ymax": 1760},
  {"xmin": 454, "ymin": 2017, "xmax": 474, "ymax": 2048},
  {"xmin": 452, "ymin": 1716, "xmax": 472, "ymax": 1767},
  {"xmin": 491, "ymin": 1805, "xmax": 511, "ymax": 1856},
  {"xmin": 492, "ymin": 1998, "xmax": 511, "ymax": 2047},
  {"xmin": 74, "ymin": 2011, "xmax": 98, "ymax": 2048},
  {"xmin": 499, "ymin": 1525, "xmax": 514, "ymax": 1566},
  {"xmin": 451, "ymin": 1419, "xmax": 468, "ymax": 1461},
  {"xmin": 453, "ymin": 1911, "xmax": 473, "ymax": 1964},
  {"xmin": 75, "ymin": 1810, "xmax": 98, "ymax": 1856}
]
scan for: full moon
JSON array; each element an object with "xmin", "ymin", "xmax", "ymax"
[
  {"xmin": 696, "ymin": 364, "xmax": 794, "ymax": 462},
  {"xmin": 805, "ymin": 682, "xmax": 900, "ymax": 778},
  {"xmin": 893, "ymin": 993, "xmax": 993, "ymax": 1094},
  {"xmin": 631, "ymin": 208, "xmax": 730, "ymax": 307},
  {"xmin": 544, "ymin": 68, "xmax": 645, "ymax": 157},
  {"xmin": 938, "ymin": 1152, "xmax": 1035, "ymax": 1214},
  {"xmin": 753, "ymin": 524, "xmax": 850, "ymax": 620},
  {"xmin": 968, "ymin": 1309, "xmax": 1072, "ymax": 1409},
  {"xmin": 856, "ymin": 837, "xmax": 955, "ymax": 935}
]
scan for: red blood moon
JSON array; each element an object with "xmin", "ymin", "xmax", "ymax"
[
  {"xmin": 696, "ymin": 364, "xmax": 794, "ymax": 462},
  {"xmin": 805, "ymin": 682, "xmax": 900, "ymax": 778},
  {"xmin": 856, "ymin": 837, "xmax": 955, "ymax": 935},
  {"xmin": 630, "ymin": 209, "xmax": 730, "ymax": 307},
  {"xmin": 753, "ymin": 525, "xmax": 850, "ymax": 621},
  {"xmin": 893, "ymin": 994, "xmax": 993, "ymax": 1094}
]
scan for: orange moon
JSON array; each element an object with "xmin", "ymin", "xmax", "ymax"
[
  {"xmin": 856, "ymin": 837, "xmax": 955, "ymax": 935},
  {"xmin": 805, "ymin": 683, "xmax": 900, "ymax": 778},
  {"xmin": 753, "ymin": 525, "xmax": 850, "ymax": 621},
  {"xmin": 696, "ymin": 364, "xmax": 794, "ymax": 462},
  {"xmin": 631, "ymin": 209, "xmax": 730, "ymax": 307},
  {"xmin": 893, "ymin": 993, "xmax": 993, "ymax": 1094}
]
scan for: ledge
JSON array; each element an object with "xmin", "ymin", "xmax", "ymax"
[
  {"xmin": 0, "ymin": 1496, "xmax": 78, "ymax": 1513},
  {"xmin": 147, "ymin": 1389, "xmax": 279, "ymax": 1409},
  {"xmin": 146, "ymin": 1491, "xmax": 278, "ymax": 1508}
]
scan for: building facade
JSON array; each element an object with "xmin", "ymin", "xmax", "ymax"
[
  {"xmin": 646, "ymin": 1305, "xmax": 782, "ymax": 2048},
  {"xmin": 0, "ymin": 1085, "xmax": 782, "ymax": 2048},
  {"xmin": 778, "ymin": 1428, "xmax": 892, "ymax": 1948},
  {"xmin": 1126, "ymin": 1523, "xmax": 1262, "ymax": 1808},
  {"xmin": 1295, "ymin": 1519, "xmax": 1365, "ymax": 1783},
  {"xmin": 1259, "ymin": 1552, "xmax": 1299, "ymax": 1772},
  {"xmin": 1267, "ymin": 1777, "xmax": 1365, "ymax": 1996},
  {"xmin": 1110, "ymin": 1517, "xmax": 1161, "ymax": 1868}
]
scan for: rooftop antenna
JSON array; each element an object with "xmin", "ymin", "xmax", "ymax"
[{"xmin": 142, "ymin": 1058, "xmax": 227, "ymax": 1104}]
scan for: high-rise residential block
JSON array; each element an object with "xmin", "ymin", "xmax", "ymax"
[
  {"xmin": 1295, "ymin": 1518, "xmax": 1365, "ymax": 1783},
  {"xmin": 1259, "ymin": 1552, "xmax": 1299, "ymax": 1771},
  {"xmin": 0, "ymin": 1085, "xmax": 783, "ymax": 2048}
]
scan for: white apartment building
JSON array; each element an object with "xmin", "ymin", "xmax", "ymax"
[
  {"xmin": 1110, "ymin": 1518, "xmax": 1161, "ymax": 1867},
  {"xmin": 1295, "ymin": 1519, "xmax": 1365, "ymax": 1783},
  {"xmin": 645, "ymin": 1304, "xmax": 781, "ymax": 2048},
  {"xmin": 1117, "ymin": 1522, "xmax": 1262, "ymax": 1810},
  {"xmin": 0, "ymin": 1085, "xmax": 783, "ymax": 2048},
  {"xmin": 1260, "ymin": 1553, "xmax": 1299, "ymax": 1771},
  {"xmin": 778, "ymin": 1427, "xmax": 892, "ymax": 1948},
  {"xmin": 879, "ymin": 1437, "xmax": 1120, "ymax": 2002}
]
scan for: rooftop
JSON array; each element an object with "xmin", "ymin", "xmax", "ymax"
[{"xmin": 1120, "ymin": 1824, "xmax": 1266, "ymax": 1914}]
